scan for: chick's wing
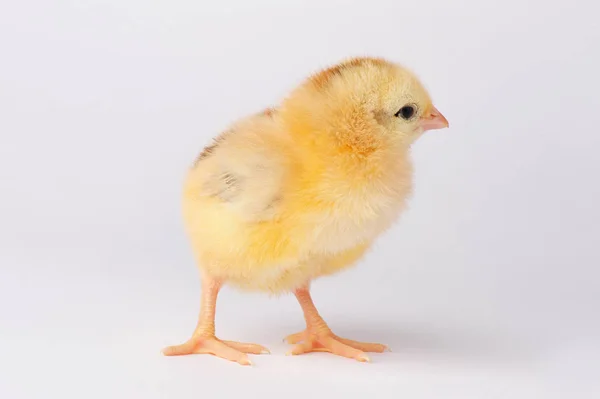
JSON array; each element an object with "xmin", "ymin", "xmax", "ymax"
[{"xmin": 192, "ymin": 118, "xmax": 292, "ymax": 223}]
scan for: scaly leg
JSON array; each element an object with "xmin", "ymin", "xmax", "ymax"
[
  {"xmin": 285, "ymin": 286, "xmax": 388, "ymax": 362},
  {"xmin": 162, "ymin": 272, "xmax": 269, "ymax": 366}
]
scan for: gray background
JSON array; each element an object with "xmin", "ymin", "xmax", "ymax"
[{"xmin": 1, "ymin": 0, "xmax": 599, "ymax": 398}]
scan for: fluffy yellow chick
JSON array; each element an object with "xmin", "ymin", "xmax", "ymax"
[{"xmin": 162, "ymin": 57, "xmax": 449, "ymax": 365}]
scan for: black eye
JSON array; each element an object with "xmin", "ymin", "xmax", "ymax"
[{"xmin": 395, "ymin": 105, "xmax": 416, "ymax": 120}]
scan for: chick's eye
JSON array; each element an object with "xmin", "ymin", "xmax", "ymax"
[{"xmin": 395, "ymin": 105, "xmax": 416, "ymax": 120}]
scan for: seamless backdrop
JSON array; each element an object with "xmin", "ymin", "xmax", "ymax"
[{"xmin": 1, "ymin": 1, "xmax": 599, "ymax": 398}]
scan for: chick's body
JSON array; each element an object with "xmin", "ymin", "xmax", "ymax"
[
  {"xmin": 164, "ymin": 57, "xmax": 449, "ymax": 365},
  {"xmin": 184, "ymin": 106, "xmax": 412, "ymax": 293}
]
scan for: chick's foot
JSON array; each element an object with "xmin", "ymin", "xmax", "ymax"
[
  {"xmin": 285, "ymin": 330, "xmax": 388, "ymax": 362},
  {"xmin": 162, "ymin": 335, "xmax": 269, "ymax": 366},
  {"xmin": 162, "ymin": 273, "xmax": 269, "ymax": 366},
  {"xmin": 287, "ymin": 286, "xmax": 389, "ymax": 362}
]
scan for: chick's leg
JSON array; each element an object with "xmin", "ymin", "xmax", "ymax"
[
  {"xmin": 162, "ymin": 273, "xmax": 269, "ymax": 366},
  {"xmin": 285, "ymin": 287, "xmax": 388, "ymax": 362}
]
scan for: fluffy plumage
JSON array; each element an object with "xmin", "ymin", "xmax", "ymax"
[{"xmin": 182, "ymin": 56, "xmax": 446, "ymax": 293}]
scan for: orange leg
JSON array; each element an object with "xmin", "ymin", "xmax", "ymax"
[
  {"xmin": 285, "ymin": 286, "xmax": 388, "ymax": 362},
  {"xmin": 162, "ymin": 272, "xmax": 269, "ymax": 366}
]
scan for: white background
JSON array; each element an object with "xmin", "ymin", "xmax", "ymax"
[{"xmin": 1, "ymin": 1, "xmax": 599, "ymax": 398}]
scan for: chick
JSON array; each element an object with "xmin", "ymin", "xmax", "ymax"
[{"xmin": 162, "ymin": 57, "xmax": 449, "ymax": 365}]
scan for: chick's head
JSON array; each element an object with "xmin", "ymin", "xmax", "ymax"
[{"xmin": 282, "ymin": 57, "xmax": 448, "ymax": 149}]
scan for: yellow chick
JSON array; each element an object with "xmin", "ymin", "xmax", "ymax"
[{"xmin": 162, "ymin": 57, "xmax": 449, "ymax": 365}]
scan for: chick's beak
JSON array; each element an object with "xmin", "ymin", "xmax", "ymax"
[{"xmin": 419, "ymin": 106, "xmax": 449, "ymax": 131}]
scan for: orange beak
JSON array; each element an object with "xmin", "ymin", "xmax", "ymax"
[{"xmin": 419, "ymin": 105, "xmax": 449, "ymax": 131}]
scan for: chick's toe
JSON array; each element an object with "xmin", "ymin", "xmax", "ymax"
[{"xmin": 162, "ymin": 336, "xmax": 257, "ymax": 366}]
